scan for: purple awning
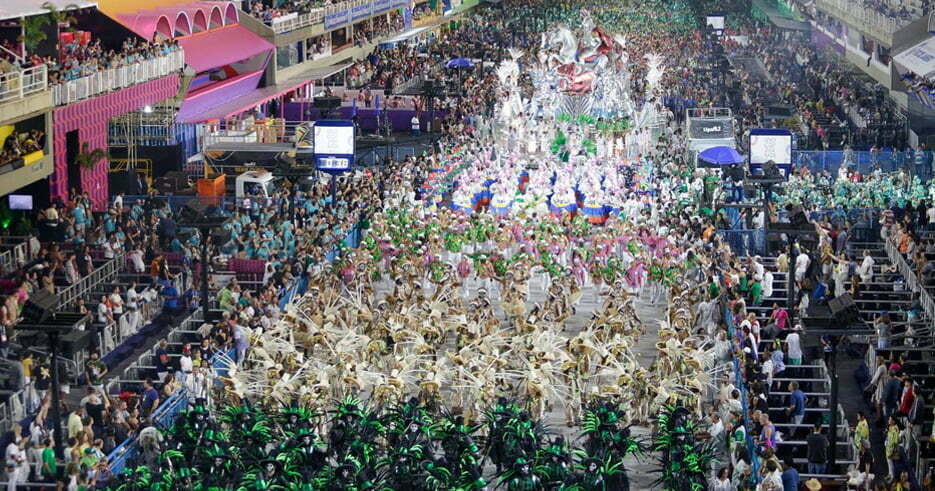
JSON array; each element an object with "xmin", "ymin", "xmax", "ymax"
[{"xmin": 177, "ymin": 24, "xmax": 273, "ymax": 73}]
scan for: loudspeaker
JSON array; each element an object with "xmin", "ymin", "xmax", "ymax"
[
  {"xmin": 38, "ymin": 220, "xmax": 65, "ymax": 243},
  {"xmin": 744, "ymin": 184, "xmax": 756, "ymax": 199},
  {"xmin": 313, "ymin": 96, "xmax": 341, "ymax": 110},
  {"xmin": 180, "ymin": 199, "xmax": 210, "ymax": 224},
  {"xmin": 828, "ymin": 293, "xmax": 856, "ymax": 314},
  {"xmin": 828, "ymin": 293, "xmax": 860, "ymax": 325},
  {"xmin": 59, "ymin": 330, "xmax": 94, "ymax": 356},
  {"xmin": 763, "ymin": 160, "xmax": 781, "ymax": 179},
  {"xmin": 22, "ymin": 290, "xmax": 59, "ymax": 324},
  {"xmin": 153, "ymin": 171, "xmax": 190, "ymax": 194}
]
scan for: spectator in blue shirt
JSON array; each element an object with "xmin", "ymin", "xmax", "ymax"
[
  {"xmin": 787, "ymin": 381, "xmax": 807, "ymax": 426},
  {"xmin": 781, "ymin": 456, "xmax": 799, "ymax": 491},
  {"xmin": 162, "ymin": 284, "xmax": 180, "ymax": 313},
  {"xmin": 140, "ymin": 378, "xmax": 160, "ymax": 417}
]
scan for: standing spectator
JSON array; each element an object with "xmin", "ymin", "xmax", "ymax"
[
  {"xmin": 67, "ymin": 407, "xmax": 85, "ymax": 441},
  {"xmin": 786, "ymin": 381, "xmax": 807, "ymax": 426},
  {"xmin": 4, "ymin": 425, "xmax": 28, "ymax": 487},
  {"xmin": 84, "ymin": 350, "xmax": 107, "ymax": 395},
  {"xmin": 883, "ymin": 370, "xmax": 903, "ymax": 420},
  {"xmin": 709, "ymin": 467, "xmax": 731, "ymax": 491},
  {"xmin": 154, "ymin": 340, "xmax": 170, "ymax": 383},
  {"xmin": 899, "ymin": 378, "xmax": 915, "ymax": 416},
  {"xmin": 885, "ymin": 416, "xmax": 901, "ymax": 479},
  {"xmin": 179, "ymin": 345, "xmax": 193, "ymax": 379},
  {"xmin": 39, "ymin": 438, "xmax": 55, "ymax": 483},
  {"xmin": 806, "ymin": 423, "xmax": 828, "ymax": 475},
  {"xmin": 853, "ymin": 411, "xmax": 869, "ymax": 456},
  {"xmin": 785, "ymin": 325, "xmax": 803, "ymax": 365},
  {"xmin": 140, "ymin": 378, "xmax": 160, "ymax": 418},
  {"xmin": 781, "ymin": 456, "xmax": 799, "ymax": 491},
  {"xmin": 761, "ymin": 459, "xmax": 783, "ymax": 489}
]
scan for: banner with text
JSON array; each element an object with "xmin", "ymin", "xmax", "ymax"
[
  {"xmin": 324, "ymin": 0, "xmax": 409, "ymax": 30},
  {"xmin": 688, "ymin": 117, "xmax": 734, "ymax": 140}
]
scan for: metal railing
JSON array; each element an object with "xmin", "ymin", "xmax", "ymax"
[
  {"xmin": 0, "ymin": 65, "xmax": 48, "ymax": 105},
  {"xmin": 815, "ymin": 0, "xmax": 914, "ymax": 39},
  {"xmin": 271, "ymin": 9, "xmax": 326, "ymax": 33},
  {"xmin": 0, "ymin": 387, "xmax": 29, "ymax": 435},
  {"xmin": 0, "ymin": 238, "xmax": 34, "ymax": 274},
  {"xmin": 885, "ymin": 234, "xmax": 935, "ymax": 332},
  {"xmin": 51, "ymin": 49, "xmax": 184, "ymax": 106},
  {"xmin": 57, "ymin": 252, "xmax": 126, "ymax": 309},
  {"xmin": 793, "ymin": 150, "xmax": 933, "ymax": 180}
]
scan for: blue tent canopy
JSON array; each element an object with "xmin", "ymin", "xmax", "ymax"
[
  {"xmin": 446, "ymin": 57, "xmax": 474, "ymax": 68},
  {"xmin": 698, "ymin": 146, "xmax": 744, "ymax": 166}
]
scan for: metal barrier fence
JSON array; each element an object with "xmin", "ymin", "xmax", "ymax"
[
  {"xmin": 105, "ymin": 310, "xmax": 205, "ymax": 474},
  {"xmin": 885, "ymin": 235, "xmax": 935, "ymax": 334},
  {"xmin": 0, "ymin": 65, "xmax": 48, "ymax": 105},
  {"xmin": 722, "ymin": 295, "xmax": 761, "ymax": 482},
  {"xmin": 0, "ymin": 238, "xmax": 34, "ymax": 274},
  {"xmin": 51, "ymin": 50, "xmax": 185, "ymax": 106},
  {"xmin": 0, "ymin": 387, "xmax": 29, "ymax": 436},
  {"xmin": 718, "ymin": 229, "xmax": 767, "ymax": 257},
  {"xmin": 793, "ymin": 150, "xmax": 933, "ymax": 181},
  {"xmin": 107, "ymin": 343, "xmax": 235, "ymax": 475},
  {"xmin": 355, "ymin": 146, "xmax": 417, "ymax": 166},
  {"xmin": 57, "ymin": 252, "xmax": 126, "ymax": 309}
]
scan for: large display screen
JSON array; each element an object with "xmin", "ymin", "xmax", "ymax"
[
  {"xmin": 9, "ymin": 195, "xmax": 32, "ymax": 211},
  {"xmin": 314, "ymin": 124, "xmax": 354, "ymax": 156},
  {"xmin": 750, "ymin": 132, "xmax": 793, "ymax": 165},
  {"xmin": 313, "ymin": 120, "xmax": 355, "ymax": 171}
]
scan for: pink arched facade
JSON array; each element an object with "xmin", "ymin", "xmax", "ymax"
[{"xmin": 117, "ymin": 1, "xmax": 238, "ymax": 41}]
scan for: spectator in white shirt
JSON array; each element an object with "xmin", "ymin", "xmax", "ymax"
[
  {"xmin": 97, "ymin": 296, "xmax": 113, "ymax": 325},
  {"xmin": 795, "ymin": 249, "xmax": 810, "ymax": 283},
  {"xmin": 786, "ymin": 325, "xmax": 804, "ymax": 365},
  {"xmin": 109, "ymin": 287, "xmax": 124, "ymax": 316},
  {"xmin": 102, "ymin": 234, "xmax": 117, "ymax": 260},
  {"xmin": 179, "ymin": 345, "xmax": 193, "ymax": 378},
  {"xmin": 65, "ymin": 254, "xmax": 79, "ymax": 284},
  {"xmin": 185, "ymin": 366, "xmax": 210, "ymax": 401},
  {"xmin": 858, "ymin": 249, "xmax": 875, "ymax": 284},
  {"xmin": 128, "ymin": 248, "xmax": 145, "ymax": 274}
]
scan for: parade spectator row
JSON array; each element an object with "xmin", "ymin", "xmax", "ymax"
[
  {"xmin": 0, "ymin": 130, "xmax": 44, "ymax": 169},
  {"xmin": 0, "ymin": 35, "xmax": 181, "ymax": 88},
  {"xmin": 245, "ymin": 0, "xmax": 334, "ymax": 25}
]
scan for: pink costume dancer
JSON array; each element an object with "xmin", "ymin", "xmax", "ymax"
[
  {"xmin": 572, "ymin": 253, "xmax": 587, "ymax": 287},
  {"xmin": 550, "ymin": 240, "xmax": 565, "ymax": 267},
  {"xmin": 625, "ymin": 261, "xmax": 646, "ymax": 293},
  {"xmin": 457, "ymin": 256, "xmax": 472, "ymax": 298}
]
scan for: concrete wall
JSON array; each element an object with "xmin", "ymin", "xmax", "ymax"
[
  {"xmin": 0, "ymin": 153, "xmax": 54, "ymax": 197},
  {"xmin": 0, "ymin": 91, "xmax": 52, "ymax": 126}
]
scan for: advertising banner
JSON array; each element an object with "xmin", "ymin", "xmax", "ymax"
[
  {"xmin": 688, "ymin": 117, "xmax": 733, "ymax": 140},
  {"xmin": 324, "ymin": 9, "xmax": 349, "ymax": 29},
  {"xmin": 352, "ymin": 2, "xmax": 372, "ymax": 21}
]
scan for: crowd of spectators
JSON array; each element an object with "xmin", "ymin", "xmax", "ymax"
[
  {"xmin": 346, "ymin": 10, "xmax": 521, "ymax": 91},
  {"xmin": 352, "ymin": 14, "xmax": 405, "ymax": 47},
  {"xmin": 48, "ymin": 38, "xmax": 181, "ymax": 85},
  {"xmin": 245, "ymin": 0, "xmax": 334, "ymax": 25},
  {"xmin": 0, "ymin": 33, "xmax": 180, "ymax": 92},
  {"xmin": 854, "ymin": 0, "xmax": 924, "ymax": 25},
  {"xmin": 305, "ymin": 35, "xmax": 332, "ymax": 60},
  {"xmin": 901, "ymin": 72, "xmax": 935, "ymax": 105},
  {"xmin": 0, "ymin": 130, "xmax": 44, "ymax": 168}
]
